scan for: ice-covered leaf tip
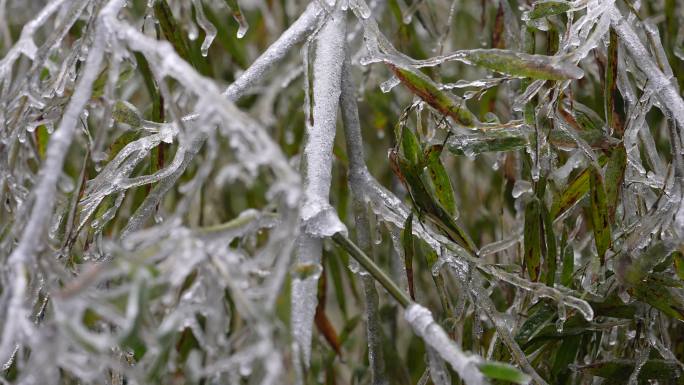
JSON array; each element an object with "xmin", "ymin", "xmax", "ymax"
[
  {"xmin": 459, "ymin": 49, "xmax": 584, "ymax": 80},
  {"xmin": 389, "ymin": 64, "xmax": 479, "ymax": 127},
  {"xmin": 527, "ymin": 1, "xmax": 572, "ymax": 20},
  {"xmin": 412, "ymin": 49, "xmax": 584, "ymax": 80}
]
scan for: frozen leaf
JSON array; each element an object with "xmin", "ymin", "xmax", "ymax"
[
  {"xmin": 589, "ymin": 167, "xmax": 611, "ymax": 265},
  {"xmin": 389, "ymin": 64, "xmax": 478, "ymax": 127}
]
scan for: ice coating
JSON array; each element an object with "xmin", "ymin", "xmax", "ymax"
[
  {"xmin": 1, "ymin": 0, "xmax": 683, "ymax": 383},
  {"xmin": 291, "ymin": 6, "xmax": 346, "ymax": 379},
  {"xmin": 405, "ymin": 303, "xmax": 486, "ymax": 385}
]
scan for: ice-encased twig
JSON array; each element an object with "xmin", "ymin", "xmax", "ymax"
[
  {"xmin": 223, "ymin": 1, "xmax": 324, "ymax": 101},
  {"xmin": 610, "ymin": 5, "xmax": 684, "ymax": 134},
  {"xmin": 405, "ymin": 303, "xmax": 486, "ymax": 385},
  {"xmin": 291, "ymin": 6, "xmax": 347, "ymax": 377}
]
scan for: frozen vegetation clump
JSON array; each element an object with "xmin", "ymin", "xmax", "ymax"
[{"xmin": 1, "ymin": 0, "xmax": 684, "ymax": 383}]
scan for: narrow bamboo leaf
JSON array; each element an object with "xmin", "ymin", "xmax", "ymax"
[
  {"xmin": 460, "ymin": 49, "xmax": 583, "ymax": 80},
  {"xmin": 560, "ymin": 235, "xmax": 574, "ymax": 288},
  {"xmin": 35, "ymin": 124, "xmax": 49, "ymax": 160},
  {"xmin": 573, "ymin": 359, "xmax": 682, "ymax": 382},
  {"xmin": 446, "ymin": 131, "xmax": 528, "ymax": 156},
  {"xmin": 542, "ymin": 204, "xmax": 557, "ymax": 286},
  {"xmin": 315, "ymin": 308, "xmax": 342, "ymax": 355},
  {"xmin": 400, "ymin": 125, "xmax": 421, "ymax": 167},
  {"xmin": 424, "ymin": 145, "xmax": 457, "ymax": 217},
  {"xmin": 605, "ymin": 27, "xmax": 623, "ymax": 135},
  {"xmin": 91, "ymin": 63, "xmax": 135, "ymax": 99},
  {"xmin": 515, "ymin": 300, "xmax": 556, "ymax": 344},
  {"xmin": 572, "ymin": 103, "xmax": 606, "ymax": 132},
  {"xmin": 621, "ymin": 242, "xmax": 677, "ymax": 285},
  {"xmin": 388, "ymin": 64, "xmax": 478, "ymax": 127},
  {"xmin": 629, "ymin": 277, "xmax": 684, "ymax": 321},
  {"xmin": 548, "ymin": 128, "xmax": 619, "ymax": 150},
  {"xmin": 528, "ymin": 1, "xmax": 571, "ymax": 20},
  {"xmin": 589, "ymin": 167, "xmax": 611, "ymax": 265},
  {"xmin": 315, "ymin": 263, "xmax": 342, "ymax": 355},
  {"xmin": 133, "ymin": 52, "xmax": 163, "ymax": 123},
  {"xmin": 424, "ymin": 248, "xmax": 453, "ymax": 316},
  {"xmin": 588, "ymin": 294, "xmax": 636, "ymax": 319},
  {"xmin": 674, "ymin": 251, "xmax": 684, "ymax": 281},
  {"xmin": 154, "ymin": 0, "xmax": 195, "ymax": 66},
  {"xmin": 402, "ymin": 213, "xmax": 416, "ymax": 301},
  {"xmin": 392, "ymin": 151, "xmax": 475, "ymax": 253},
  {"xmin": 524, "ymin": 198, "xmax": 542, "ymax": 281},
  {"xmin": 108, "ymin": 131, "xmax": 141, "ymax": 162},
  {"xmin": 551, "ymin": 157, "xmax": 608, "ymax": 217},
  {"xmin": 604, "ymin": 146, "xmax": 626, "ymax": 221},
  {"xmin": 176, "ymin": 327, "xmax": 200, "ymax": 363},
  {"xmin": 478, "ymin": 361, "xmax": 531, "ymax": 384},
  {"xmin": 551, "ymin": 334, "xmax": 581, "ymax": 380},
  {"xmin": 112, "ymin": 100, "xmax": 143, "ymax": 128},
  {"xmin": 326, "ymin": 251, "xmax": 348, "ymax": 319}
]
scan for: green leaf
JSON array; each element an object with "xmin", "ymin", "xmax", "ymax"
[
  {"xmin": 478, "ymin": 361, "xmax": 531, "ymax": 384},
  {"xmin": 528, "ymin": 1, "xmax": 571, "ymax": 20},
  {"xmin": 154, "ymin": 0, "xmax": 196, "ymax": 67},
  {"xmin": 548, "ymin": 128, "xmax": 618, "ymax": 150},
  {"xmin": 424, "ymin": 248, "xmax": 453, "ymax": 316},
  {"xmin": 460, "ymin": 49, "xmax": 583, "ymax": 80},
  {"xmin": 108, "ymin": 130, "xmax": 141, "ymax": 162},
  {"xmin": 622, "ymin": 242, "xmax": 677, "ymax": 285},
  {"xmin": 326, "ymin": 250, "xmax": 348, "ymax": 319},
  {"xmin": 605, "ymin": 27, "xmax": 623, "ymax": 135},
  {"xmin": 402, "ymin": 213, "xmax": 416, "ymax": 301},
  {"xmin": 589, "ymin": 167, "xmax": 611, "ymax": 265},
  {"xmin": 550, "ymin": 157, "xmax": 608, "ymax": 218},
  {"xmin": 630, "ymin": 276, "xmax": 684, "ymax": 320},
  {"xmin": 446, "ymin": 130, "xmax": 529, "ymax": 156},
  {"xmin": 588, "ymin": 293, "xmax": 636, "ymax": 319},
  {"xmin": 400, "ymin": 125, "xmax": 421, "ymax": 167},
  {"xmin": 424, "ymin": 145, "xmax": 457, "ymax": 217},
  {"xmin": 542, "ymin": 204, "xmax": 557, "ymax": 286},
  {"xmin": 551, "ymin": 163, "xmax": 594, "ymax": 218},
  {"xmin": 560, "ymin": 236, "xmax": 574, "ymax": 288},
  {"xmin": 112, "ymin": 100, "xmax": 143, "ymax": 128},
  {"xmin": 391, "ymin": 151, "xmax": 475, "ymax": 253},
  {"xmin": 35, "ymin": 124, "xmax": 49, "ymax": 160},
  {"xmin": 604, "ymin": 146, "xmax": 626, "ymax": 221},
  {"xmin": 389, "ymin": 64, "xmax": 478, "ymax": 127},
  {"xmin": 573, "ymin": 359, "xmax": 682, "ymax": 383},
  {"xmin": 524, "ymin": 198, "xmax": 542, "ymax": 281},
  {"xmin": 134, "ymin": 52, "xmax": 163, "ymax": 123},
  {"xmin": 674, "ymin": 251, "xmax": 684, "ymax": 281},
  {"xmin": 551, "ymin": 334, "xmax": 581, "ymax": 380},
  {"xmin": 515, "ymin": 300, "xmax": 556, "ymax": 344}
]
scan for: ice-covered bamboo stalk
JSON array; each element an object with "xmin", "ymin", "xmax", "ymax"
[
  {"xmin": 340, "ymin": 48, "xmax": 389, "ymax": 384},
  {"xmin": 291, "ymin": 7, "xmax": 347, "ymax": 380}
]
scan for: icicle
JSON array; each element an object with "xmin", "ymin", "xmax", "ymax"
[
  {"xmin": 225, "ymin": 0, "xmax": 249, "ymax": 38},
  {"xmin": 380, "ymin": 75, "xmax": 400, "ymax": 93},
  {"xmin": 192, "ymin": 0, "xmax": 217, "ymax": 57}
]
